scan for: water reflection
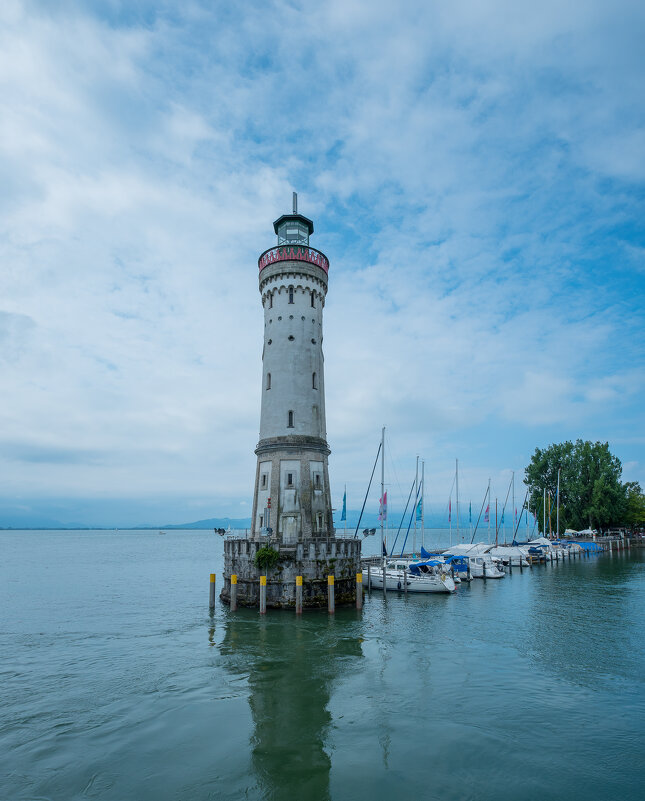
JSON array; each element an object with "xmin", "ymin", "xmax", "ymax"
[
  {"xmin": 219, "ymin": 611, "xmax": 363, "ymax": 799},
  {"xmin": 526, "ymin": 551, "xmax": 644, "ymax": 688}
]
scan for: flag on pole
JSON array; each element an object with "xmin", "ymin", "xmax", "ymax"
[
  {"xmin": 515, "ymin": 507, "xmax": 517, "ymax": 522},
  {"xmin": 484, "ymin": 504, "xmax": 489, "ymax": 523},
  {"xmin": 448, "ymin": 499, "xmax": 452, "ymax": 523},
  {"xmin": 378, "ymin": 491, "xmax": 387, "ymax": 522},
  {"xmin": 501, "ymin": 510, "xmax": 505, "ymax": 524},
  {"xmin": 415, "ymin": 496, "xmax": 422, "ymax": 522},
  {"xmin": 341, "ymin": 489, "xmax": 346, "ymax": 522},
  {"xmin": 469, "ymin": 502, "xmax": 472, "ymax": 524}
]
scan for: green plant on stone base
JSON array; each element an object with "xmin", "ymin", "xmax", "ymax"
[{"xmin": 254, "ymin": 545, "xmax": 279, "ymax": 572}]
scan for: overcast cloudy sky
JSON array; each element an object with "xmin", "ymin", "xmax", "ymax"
[{"xmin": 1, "ymin": 0, "xmax": 644, "ymax": 527}]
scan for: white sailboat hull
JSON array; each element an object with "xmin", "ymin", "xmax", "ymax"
[{"xmin": 367, "ymin": 568, "xmax": 455, "ymax": 593}]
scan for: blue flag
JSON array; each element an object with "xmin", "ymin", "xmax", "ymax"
[
  {"xmin": 341, "ymin": 489, "xmax": 346, "ymax": 522},
  {"xmin": 415, "ymin": 497, "xmax": 422, "ymax": 522},
  {"xmin": 469, "ymin": 502, "xmax": 472, "ymax": 523}
]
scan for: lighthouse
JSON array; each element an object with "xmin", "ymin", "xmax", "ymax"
[
  {"xmin": 221, "ymin": 195, "xmax": 361, "ymax": 609},
  {"xmin": 252, "ymin": 193, "xmax": 333, "ymax": 543}
]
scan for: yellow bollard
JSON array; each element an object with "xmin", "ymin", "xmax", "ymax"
[
  {"xmin": 259, "ymin": 575, "xmax": 267, "ymax": 614},
  {"xmin": 328, "ymin": 575, "xmax": 335, "ymax": 614},
  {"xmin": 356, "ymin": 572, "xmax": 363, "ymax": 610},
  {"xmin": 295, "ymin": 575, "xmax": 303, "ymax": 614},
  {"xmin": 230, "ymin": 574, "xmax": 238, "ymax": 611},
  {"xmin": 209, "ymin": 573, "xmax": 216, "ymax": 609}
]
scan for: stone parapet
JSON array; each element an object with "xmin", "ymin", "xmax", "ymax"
[{"xmin": 220, "ymin": 536, "xmax": 362, "ymax": 609}]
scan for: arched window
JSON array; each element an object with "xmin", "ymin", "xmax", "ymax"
[
  {"xmin": 287, "ymin": 410, "xmax": 294, "ymax": 428},
  {"xmin": 288, "ymin": 287, "xmax": 294, "ymax": 304},
  {"xmin": 266, "ymin": 373, "xmax": 271, "ymax": 390},
  {"xmin": 312, "ymin": 372, "xmax": 317, "ymax": 389}
]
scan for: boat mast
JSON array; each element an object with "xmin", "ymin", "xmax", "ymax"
[
  {"xmin": 512, "ymin": 471, "xmax": 515, "ymax": 543},
  {"xmin": 456, "ymin": 458, "xmax": 460, "ymax": 542},
  {"xmin": 381, "ymin": 425, "xmax": 385, "ymax": 563},
  {"xmin": 421, "ymin": 459, "xmax": 425, "ymax": 550},
  {"xmin": 556, "ymin": 467, "xmax": 560, "ymax": 539},
  {"xmin": 487, "ymin": 478, "xmax": 491, "ymax": 544},
  {"xmin": 413, "ymin": 455, "xmax": 418, "ymax": 554}
]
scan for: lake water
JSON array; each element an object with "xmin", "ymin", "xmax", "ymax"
[{"xmin": 1, "ymin": 530, "xmax": 644, "ymax": 800}]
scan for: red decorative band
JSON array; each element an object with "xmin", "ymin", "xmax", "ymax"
[{"xmin": 258, "ymin": 245, "xmax": 329, "ymax": 274}]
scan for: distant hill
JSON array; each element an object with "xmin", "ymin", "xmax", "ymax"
[{"xmin": 162, "ymin": 517, "xmax": 252, "ymax": 530}]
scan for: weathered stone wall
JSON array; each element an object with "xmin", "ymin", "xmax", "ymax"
[{"xmin": 220, "ymin": 536, "xmax": 362, "ymax": 609}]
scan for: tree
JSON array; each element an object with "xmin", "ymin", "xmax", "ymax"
[
  {"xmin": 623, "ymin": 482, "xmax": 645, "ymax": 531},
  {"xmin": 524, "ymin": 440, "xmax": 625, "ymax": 533}
]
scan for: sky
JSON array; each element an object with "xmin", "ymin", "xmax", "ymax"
[{"xmin": 1, "ymin": 0, "xmax": 644, "ymax": 527}]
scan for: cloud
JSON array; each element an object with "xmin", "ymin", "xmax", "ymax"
[{"xmin": 0, "ymin": 0, "xmax": 643, "ymax": 522}]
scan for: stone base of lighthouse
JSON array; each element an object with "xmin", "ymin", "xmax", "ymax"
[{"xmin": 220, "ymin": 537, "xmax": 362, "ymax": 609}]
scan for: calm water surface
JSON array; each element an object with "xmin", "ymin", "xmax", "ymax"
[{"xmin": 1, "ymin": 530, "xmax": 644, "ymax": 800}]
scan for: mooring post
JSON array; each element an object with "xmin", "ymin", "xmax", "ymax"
[
  {"xmin": 482, "ymin": 560, "xmax": 487, "ymax": 580},
  {"xmin": 328, "ymin": 575, "xmax": 335, "ymax": 614},
  {"xmin": 519, "ymin": 557, "xmax": 523, "ymax": 572},
  {"xmin": 230, "ymin": 574, "xmax": 238, "ymax": 611},
  {"xmin": 295, "ymin": 575, "xmax": 303, "ymax": 614},
  {"xmin": 382, "ymin": 564, "xmax": 387, "ymax": 597},
  {"xmin": 450, "ymin": 565, "xmax": 455, "ymax": 582},
  {"xmin": 404, "ymin": 567, "xmax": 408, "ymax": 596},
  {"xmin": 259, "ymin": 575, "xmax": 267, "ymax": 614},
  {"xmin": 356, "ymin": 573, "xmax": 363, "ymax": 610},
  {"xmin": 467, "ymin": 561, "xmax": 472, "ymax": 581},
  {"xmin": 508, "ymin": 559, "xmax": 513, "ymax": 574},
  {"xmin": 367, "ymin": 563, "xmax": 371, "ymax": 591},
  {"xmin": 209, "ymin": 573, "xmax": 216, "ymax": 609}
]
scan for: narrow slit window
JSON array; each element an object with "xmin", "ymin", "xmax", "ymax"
[
  {"xmin": 268, "ymin": 292, "xmax": 273, "ymax": 309},
  {"xmin": 266, "ymin": 373, "xmax": 271, "ymax": 390},
  {"xmin": 288, "ymin": 287, "xmax": 294, "ymax": 304},
  {"xmin": 259, "ymin": 515, "xmax": 263, "ymax": 528},
  {"xmin": 315, "ymin": 473, "xmax": 321, "ymax": 489},
  {"xmin": 312, "ymin": 372, "xmax": 317, "ymax": 389},
  {"xmin": 317, "ymin": 513, "xmax": 323, "ymax": 530},
  {"xmin": 287, "ymin": 472, "xmax": 294, "ymax": 486},
  {"xmin": 287, "ymin": 410, "xmax": 294, "ymax": 428},
  {"xmin": 261, "ymin": 473, "xmax": 267, "ymax": 488},
  {"xmin": 311, "ymin": 291, "xmax": 315, "ymax": 308}
]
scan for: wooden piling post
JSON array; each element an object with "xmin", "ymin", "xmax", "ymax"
[
  {"xmin": 482, "ymin": 560, "xmax": 487, "ymax": 580},
  {"xmin": 295, "ymin": 576, "xmax": 303, "ymax": 614},
  {"xmin": 230, "ymin": 574, "xmax": 237, "ymax": 611},
  {"xmin": 356, "ymin": 573, "xmax": 363, "ymax": 610},
  {"xmin": 209, "ymin": 573, "xmax": 216, "ymax": 609},
  {"xmin": 328, "ymin": 575, "xmax": 335, "ymax": 614},
  {"xmin": 519, "ymin": 557, "xmax": 523, "ymax": 573},
  {"xmin": 467, "ymin": 561, "xmax": 472, "ymax": 581},
  {"xmin": 508, "ymin": 559, "xmax": 513, "ymax": 574},
  {"xmin": 259, "ymin": 575, "xmax": 267, "ymax": 614}
]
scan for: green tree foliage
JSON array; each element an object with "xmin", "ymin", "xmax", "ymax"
[
  {"xmin": 623, "ymin": 482, "xmax": 645, "ymax": 530},
  {"xmin": 525, "ymin": 440, "xmax": 625, "ymax": 533}
]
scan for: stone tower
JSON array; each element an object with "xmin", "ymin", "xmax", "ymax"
[
  {"xmin": 220, "ymin": 196, "xmax": 361, "ymax": 609},
  {"xmin": 251, "ymin": 193, "xmax": 333, "ymax": 543}
]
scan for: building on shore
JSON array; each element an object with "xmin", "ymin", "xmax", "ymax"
[{"xmin": 220, "ymin": 195, "xmax": 361, "ymax": 608}]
